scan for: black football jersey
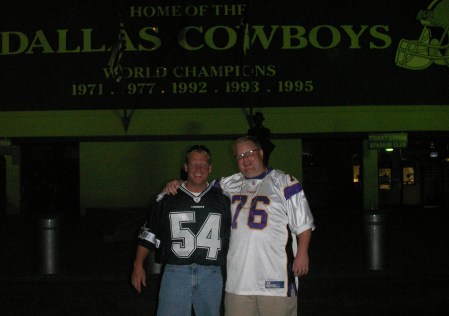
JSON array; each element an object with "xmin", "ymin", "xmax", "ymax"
[{"xmin": 138, "ymin": 184, "xmax": 231, "ymax": 266}]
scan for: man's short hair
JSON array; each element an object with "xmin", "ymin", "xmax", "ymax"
[
  {"xmin": 185, "ymin": 145, "xmax": 212, "ymax": 164},
  {"xmin": 234, "ymin": 135, "xmax": 261, "ymax": 150}
]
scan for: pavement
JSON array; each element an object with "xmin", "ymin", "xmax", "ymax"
[{"xmin": 1, "ymin": 207, "xmax": 449, "ymax": 315}]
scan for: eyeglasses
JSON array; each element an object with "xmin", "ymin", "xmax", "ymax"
[{"xmin": 235, "ymin": 148, "xmax": 260, "ymax": 160}]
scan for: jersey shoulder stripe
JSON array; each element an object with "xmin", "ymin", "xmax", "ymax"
[
  {"xmin": 284, "ymin": 182, "xmax": 303, "ymax": 200},
  {"xmin": 269, "ymin": 169, "xmax": 304, "ymax": 200}
]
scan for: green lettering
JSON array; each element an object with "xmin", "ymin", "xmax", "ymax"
[
  {"xmin": 309, "ymin": 25, "xmax": 340, "ymax": 49},
  {"xmin": 178, "ymin": 26, "xmax": 203, "ymax": 51},
  {"xmin": 57, "ymin": 29, "xmax": 80, "ymax": 53},
  {"xmin": 251, "ymin": 25, "xmax": 279, "ymax": 49},
  {"xmin": 139, "ymin": 27, "xmax": 161, "ymax": 51},
  {"xmin": 1, "ymin": 31, "xmax": 28, "ymax": 55},
  {"xmin": 370, "ymin": 25, "xmax": 391, "ymax": 49},
  {"xmin": 103, "ymin": 67, "xmax": 116, "ymax": 79},
  {"xmin": 26, "ymin": 30, "xmax": 54, "ymax": 54},
  {"xmin": 281, "ymin": 26, "xmax": 307, "ymax": 49},
  {"xmin": 81, "ymin": 29, "xmax": 105, "ymax": 52},
  {"xmin": 205, "ymin": 26, "xmax": 236, "ymax": 50},
  {"xmin": 340, "ymin": 25, "xmax": 369, "ymax": 49}
]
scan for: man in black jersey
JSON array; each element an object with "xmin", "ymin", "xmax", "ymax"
[{"xmin": 131, "ymin": 145, "xmax": 231, "ymax": 316}]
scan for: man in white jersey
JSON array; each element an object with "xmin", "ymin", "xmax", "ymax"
[{"xmin": 166, "ymin": 136, "xmax": 315, "ymax": 316}]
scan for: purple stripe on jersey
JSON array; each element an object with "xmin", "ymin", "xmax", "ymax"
[{"xmin": 284, "ymin": 183, "xmax": 303, "ymax": 200}]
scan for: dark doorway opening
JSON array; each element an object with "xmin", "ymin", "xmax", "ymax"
[
  {"xmin": 302, "ymin": 138, "xmax": 363, "ymax": 212},
  {"xmin": 21, "ymin": 142, "xmax": 80, "ymax": 217},
  {"xmin": 378, "ymin": 138, "xmax": 449, "ymax": 209}
]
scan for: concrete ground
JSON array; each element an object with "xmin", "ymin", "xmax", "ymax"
[{"xmin": 1, "ymin": 207, "xmax": 448, "ymax": 315}]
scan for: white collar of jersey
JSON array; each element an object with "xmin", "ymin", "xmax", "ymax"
[
  {"xmin": 244, "ymin": 167, "xmax": 272, "ymax": 180},
  {"xmin": 180, "ymin": 182, "xmax": 212, "ymax": 203}
]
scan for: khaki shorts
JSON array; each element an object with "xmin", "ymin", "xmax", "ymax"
[{"xmin": 224, "ymin": 292, "xmax": 297, "ymax": 316}]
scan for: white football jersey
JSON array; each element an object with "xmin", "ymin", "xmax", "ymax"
[{"xmin": 216, "ymin": 168, "xmax": 315, "ymax": 296}]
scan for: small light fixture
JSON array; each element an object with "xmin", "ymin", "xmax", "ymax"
[
  {"xmin": 429, "ymin": 142, "xmax": 438, "ymax": 158},
  {"xmin": 385, "ymin": 148, "xmax": 394, "ymax": 152}
]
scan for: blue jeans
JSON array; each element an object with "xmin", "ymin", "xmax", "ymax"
[{"xmin": 157, "ymin": 264, "xmax": 223, "ymax": 316}]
